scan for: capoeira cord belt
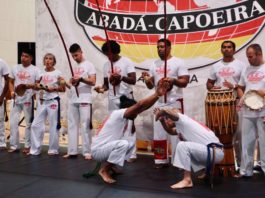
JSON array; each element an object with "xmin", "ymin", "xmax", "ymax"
[
  {"xmin": 206, "ymin": 143, "xmax": 223, "ymax": 176},
  {"xmin": 206, "ymin": 142, "xmax": 223, "ymax": 188},
  {"xmin": 30, "ymin": 96, "xmax": 35, "ymax": 123},
  {"xmin": 54, "ymin": 97, "xmax": 61, "ymax": 130}
]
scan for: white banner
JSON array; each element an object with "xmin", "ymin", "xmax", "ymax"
[{"xmin": 36, "ymin": 0, "xmax": 265, "ymax": 140}]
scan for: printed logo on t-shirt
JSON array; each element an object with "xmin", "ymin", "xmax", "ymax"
[
  {"xmin": 42, "ymin": 74, "xmax": 55, "ymax": 85},
  {"xmin": 247, "ymin": 71, "xmax": 265, "ymax": 83},
  {"xmin": 73, "ymin": 67, "xmax": 85, "ymax": 77},
  {"xmin": 155, "ymin": 66, "xmax": 171, "ymax": 75},
  {"xmin": 17, "ymin": 71, "xmax": 31, "ymax": 81},
  {"xmin": 218, "ymin": 67, "xmax": 235, "ymax": 77},
  {"xmin": 108, "ymin": 66, "xmax": 121, "ymax": 75},
  {"xmin": 23, "ymin": 102, "xmax": 31, "ymax": 107},
  {"xmin": 50, "ymin": 104, "xmax": 57, "ymax": 109}
]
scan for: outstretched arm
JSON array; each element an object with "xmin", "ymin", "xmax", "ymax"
[{"xmin": 124, "ymin": 78, "xmax": 169, "ymax": 119}]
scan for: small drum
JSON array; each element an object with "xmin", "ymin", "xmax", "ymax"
[
  {"xmin": 244, "ymin": 90, "xmax": 265, "ymax": 111},
  {"xmin": 205, "ymin": 89, "xmax": 237, "ymax": 176}
]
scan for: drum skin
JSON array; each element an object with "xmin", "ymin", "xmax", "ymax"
[{"xmin": 205, "ymin": 89, "xmax": 237, "ymax": 176}]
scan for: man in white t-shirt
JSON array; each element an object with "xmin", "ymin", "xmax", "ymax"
[
  {"xmin": 8, "ymin": 49, "xmax": 40, "ymax": 153},
  {"xmin": 206, "ymin": 40, "xmax": 246, "ymax": 169},
  {"xmin": 142, "ymin": 38, "xmax": 189, "ymax": 168},
  {"xmin": 63, "ymin": 43, "xmax": 96, "ymax": 160},
  {"xmin": 0, "ymin": 58, "xmax": 9, "ymax": 150},
  {"xmin": 92, "ymin": 78, "xmax": 170, "ymax": 183},
  {"xmin": 237, "ymin": 44, "xmax": 265, "ymax": 177},
  {"xmin": 154, "ymin": 108, "xmax": 224, "ymax": 189},
  {"xmin": 94, "ymin": 40, "xmax": 137, "ymax": 162}
]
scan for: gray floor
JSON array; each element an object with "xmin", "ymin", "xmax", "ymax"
[{"xmin": 0, "ymin": 148, "xmax": 265, "ymax": 198}]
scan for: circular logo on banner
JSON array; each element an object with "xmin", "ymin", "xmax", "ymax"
[{"xmin": 75, "ymin": 0, "xmax": 265, "ymax": 70}]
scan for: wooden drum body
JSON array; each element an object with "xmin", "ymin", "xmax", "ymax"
[{"xmin": 205, "ymin": 89, "xmax": 237, "ymax": 176}]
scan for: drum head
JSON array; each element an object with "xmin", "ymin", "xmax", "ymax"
[{"xmin": 244, "ymin": 90, "xmax": 264, "ymax": 110}]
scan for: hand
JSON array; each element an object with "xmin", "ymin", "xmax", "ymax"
[
  {"xmin": 154, "ymin": 107, "xmax": 164, "ymax": 121},
  {"xmin": 236, "ymin": 97, "xmax": 244, "ymax": 111},
  {"xmin": 223, "ymin": 80, "xmax": 234, "ymax": 89},
  {"xmin": 211, "ymin": 86, "xmax": 222, "ymax": 90},
  {"xmin": 109, "ymin": 73, "xmax": 121, "ymax": 86},
  {"xmin": 156, "ymin": 78, "xmax": 172, "ymax": 96},
  {"xmin": 94, "ymin": 86, "xmax": 105, "ymax": 93},
  {"xmin": 71, "ymin": 77, "xmax": 81, "ymax": 86},
  {"xmin": 252, "ymin": 89, "xmax": 265, "ymax": 98},
  {"xmin": 141, "ymin": 71, "xmax": 151, "ymax": 82},
  {"xmin": 162, "ymin": 77, "xmax": 174, "ymax": 91}
]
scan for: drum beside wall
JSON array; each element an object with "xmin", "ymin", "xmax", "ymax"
[{"xmin": 205, "ymin": 89, "xmax": 237, "ymax": 176}]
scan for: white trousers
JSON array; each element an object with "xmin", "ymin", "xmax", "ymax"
[
  {"xmin": 240, "ymin": 117, "xmax": 265, "ymax": 176},
  {"xmin": 30, "ymin": 100, "xmax": 59, "ymax": 155},
  {"xmin": 9, "ymin": 100, "xmax": 33, "ymax": 150},
  {"xmin": 122, "ymin": 120, "xmax": 137, "ymax": 158},
  {"xmin": 109, "ymin": 96, "xmax": 137, "ymax": 159},
  {"xmin": 173, "ymin": 141, "xmax": 224, "ymax": 172},
  {"xmin": 233, "ymin": 110, "xmax": 243, "ymax": 167},
  {"xmin": 0, "ymin": 103, "xmax": 5, "ymax": 147},
  {"xmin": 67, "ymin": 103, "xmax": 91, "ymax": 156},
  {"xmin": 154, "ymin": 102, "xmax": 181, "ymax": 164},
  {"xmin": 92, "ymin": 139, "xmax": 134, "ymax": 167}
]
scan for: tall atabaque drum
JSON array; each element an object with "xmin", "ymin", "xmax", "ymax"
[{"xmin": 205, "ymin": 89, "xmax": 237, "ymax": 176}]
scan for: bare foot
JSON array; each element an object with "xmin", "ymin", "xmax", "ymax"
[
  {"xmin": 22, "ymin": 148, "xmax": 30, "ymax": 154},
  {"xmin": 8, "ymin": 149, "xmax": 19, "ymax": 153},
  {"xmin": 63, "ymin": 154, "xmax": 78, "ymax": 159},
  {"xmin": 84, "ymin": 154, "xmax": 92, "ymax": 160},
  {"xmin": 127, "ymin": 158, "xmax": 136, "ymax": 163},
  {"xmin": 170, "ymin": 179, "xmax": 193, "ymax": 189},
  {"xmin": 99, "ymin": 168, "xmax": 116, "ymax": 184},
  {"xmin": 197, "ymin": 172, "xmax": 207, "ymax": 179}
]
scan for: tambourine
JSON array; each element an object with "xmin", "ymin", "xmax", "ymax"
[{"xmin": 244, "ymin": 90, "xmax": 265, "ymax": 111}]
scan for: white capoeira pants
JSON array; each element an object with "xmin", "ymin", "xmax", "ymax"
[
  {"xmin": 30, "ymin": 100, "xmax": 60, "ymax": 155},
  {"xmin": 173, "ymin": 141, "xmax": 224, "ymax": 172},
  {"xmin": 67, "ymin": 103, "xmax": 92, "ymax": 157},
  {"xmin": 154, "ymin": 102, "xmax": 181, "ymax": 164},
  {"xmin": 0, "ymin": 103, "xmax": 6, "ymax": 147},
  {"xmin": 240, "ymin": 117, "xmax": 265, "ymax": 176},
  {"xmin": 109, "ymin": 96, "xmax": 137, "ymax": 159},
  {"xmin": 233, "ymin": 110, "xmax": 243, "ymax": 167},
  {"xmin": 9, "ymin": 100, "xmax": 33, "ymax": 150},
  {"xmin": 122, "ymin": 120, "xmax": 136, "ymax": 159},
  {"xmin": 92, "ymin": 139, "xmax": 134, "ymax": 167}
]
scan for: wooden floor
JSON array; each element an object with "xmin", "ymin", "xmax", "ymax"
[{"xmin": 0, "ymin": 146, "xmax": 265, "ymax": 198}]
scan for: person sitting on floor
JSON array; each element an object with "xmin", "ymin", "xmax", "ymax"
[
  {"xmin": 154, "ymin": 108, "xmax": 224, "ymax": 189},
  {"xmin": 91, "ymin": 78, "xmax": 170, "ymax": 183}
]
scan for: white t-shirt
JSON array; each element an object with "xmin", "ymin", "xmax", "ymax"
[
  {"xmin": 39, "ymin": 69, "xmax": 63, "ymax": 100},
  {"xmin": 103, "ymin": 56, "xmax": 135, "ymax": 100},
  {"xmin": 149, "ymin": 56, "xmax": 189, "ymax": 104},
  {"xmin": 68, "ymin": 60, "xmax": 96, "ymax": 104},
  {"xmin": 0, "ymin": 58, "xmax": 9, "ymax": 94},
  {"xmin": 209, "ymin": 59, "xmax": 246, "ymax": 88},
  {"xmin": 92, "ymin": 109, "xmax": 127, "ymax": 150},
  {"xmin": 238, "ymin": 63, "xmax": 265, "ymax": 117},
  {"xmin": 175, "ymin": 113, "xmax": 221, "ymax": 145},
  {"xmin": 9, "ymin": 64, "xmax": 40, "ymax": 103}
]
